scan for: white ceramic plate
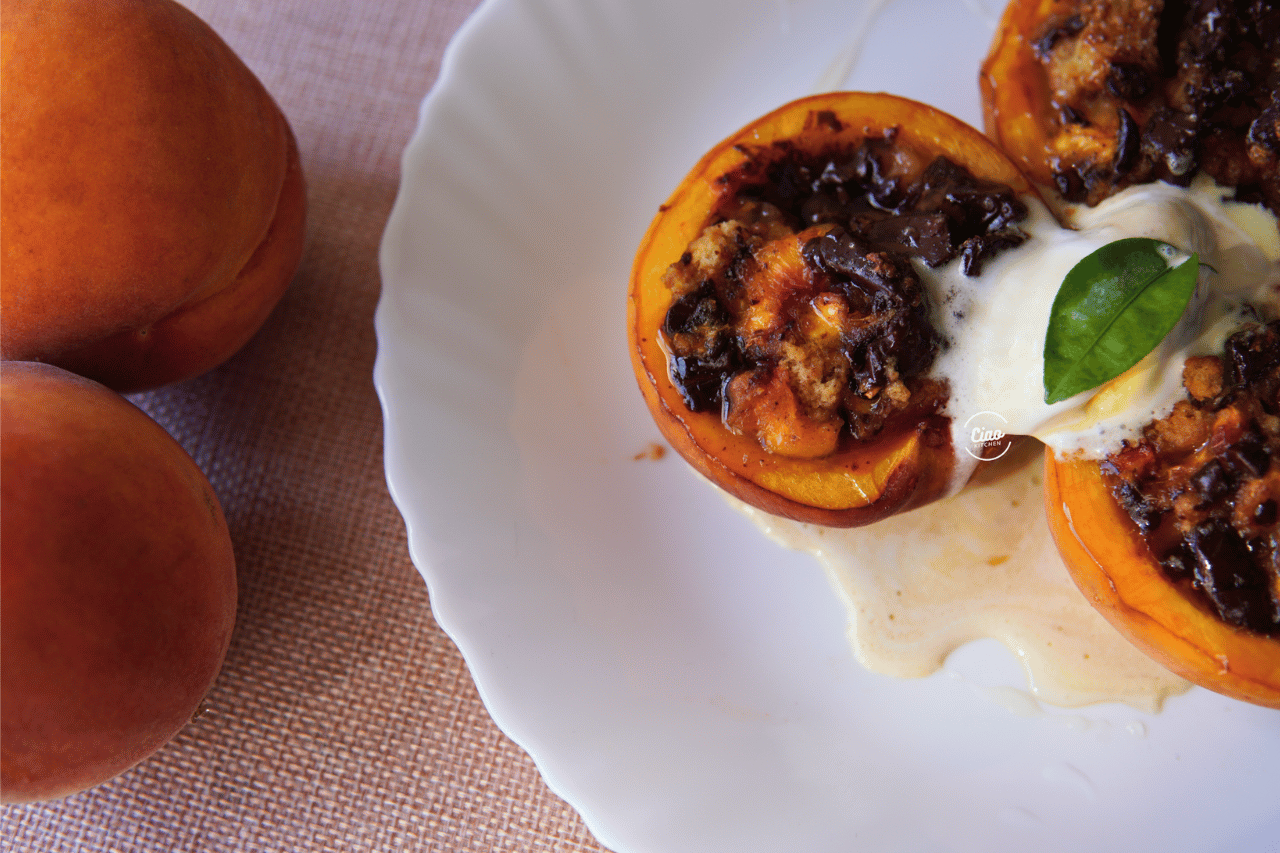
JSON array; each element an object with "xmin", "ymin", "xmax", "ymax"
[{"xmin": 375, "ymin": 1, "xmax": 1280, "ymax": 850}]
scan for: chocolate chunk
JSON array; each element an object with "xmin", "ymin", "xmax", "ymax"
[
  {"xmin": 811, "ymin": 110, "xmax": 843, "ymax": 132},
  {"xmin": 1191, "ymin": 457, "xmax": 1236, "ymax": 505},
  {"xmin": 1188, "ymin": 519, "xmax": 1278, "ymax": 632},
  {"xmin": 1247, "ymin": 91, "xmax": 1280, "ymax": 162},
  {"xmin": 1113, "ymin": 107, "xmax": 1142, "ymax": 174},
  {"xmin": 913, "ymin": 157, "xmax": 1029, "ymax": 260},
  {"xmin": 664, "ymin": 280, "xmax": 728, "ymax": 337},
  {"xmin": 664, "ymin": 280, "xmax": 742, "ymax": 412},
  {"xmin": 668, "ymin": 338, "xmax": 740, "ymax": 414},
  {"xmin": 1053, "ymin": 165, "xmax": 1089, "ymax": 202},
  {"xmin": 1195, "ymin": 69, "xmax": 1251, "ymax": 115},
  {"xmin": 818, "ymin": 156, "xmax": 861, "ymax": 189},
  {"xmin": 1032, "ymin": 14, "xmax": 1084, "ymax": 57},
  {"xmin": 1221, "ymin": 428, "xmax": 1272, "ymax": 479},
  {"xmin": 862, "ymin": 212, "xmax": 954, "ymax": 267},
  {"xmin": 1059, "ymin": 103, "xmax": 1089, "ymax": 126},
  {"xmin": 1247, "ymin": 0, "xmax": 1280, "ymax": 47},
  {"xmin": 1224, "ymin": 323, "xmax": 1280, "ymax": 388},
  {"xmin": 1106, "ymin": 62, "xmax": 1153, "ymax": 101},
  {"xmin": 802, "ymin": 229, "xmax": 908, "ymax": 301},
  {"xmin": 800, "ymin": 191, "xmax": 848, "ymax": 226},
  {"xmin": 1141, "ymin": 108, "xmax": 1198, "ymax": 180},
  {"xmin": 848, "ymin": 142, "xmax": 903, "ymax": 210},
  {"xmin": 1104, "ymin": 460, "xmax": 1163, "ymax": 532},
  {"xmin": 1179, "ymin": 0, "xmax": 1235, "ymax": 66},
  {"xmin": 958, "ymin": 229, "xmax": 1028, "ymax": 277},
  {"xmin": 1161, "ymin": 541, "xmax": 1197, "ymax": 582},
  {"xmin": 845, "ymin": 304, "xmax": 938, "ymax": 396}
]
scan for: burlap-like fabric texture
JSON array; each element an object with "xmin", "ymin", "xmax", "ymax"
[{"xmin": 2, "ymin": 1, "xmax": 611, "ymax": 850}]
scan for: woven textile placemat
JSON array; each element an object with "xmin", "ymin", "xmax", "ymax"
[{"xmin": 2, "ymin": 1, "xmax": 611, "ymax": 849}]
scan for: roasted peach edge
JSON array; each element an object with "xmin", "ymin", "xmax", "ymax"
[
  {"xmin": 1044, "ymin": 449, "xmax": 1280, "ymax": 708},
  {"xmin": 627, "ymin": 91, "xmax": 1036, "ymax": 527},
  {"xmin": 979, "ymin": 0, "xmax": 1061, "ymax": 191}
]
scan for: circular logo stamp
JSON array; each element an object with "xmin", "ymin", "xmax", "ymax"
[{"xmin": 963, "ymin": 410, "xmax": 1012, "ymax": 460}]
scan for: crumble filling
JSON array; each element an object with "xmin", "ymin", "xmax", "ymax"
[
  {"xmin": 1033, "ymin": 0, "xmax": 1280, "ymax": 211},
  {"xmin": 1101, "ymin": 320, "xmax": 1280, "ymax": 634}
]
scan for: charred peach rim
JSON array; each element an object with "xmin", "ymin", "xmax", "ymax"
[
  {"xmin": 627, "ymin": 91, "xmax": 1035, "ymax": 526},
  {"xmin": 1044, "ymin": 449, "xmax": 1280, "ymax": 708}
]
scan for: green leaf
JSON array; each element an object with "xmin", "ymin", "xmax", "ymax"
[{"xmin": 1043, "ymin": 237, "xmax": 1200, "ymax": 405}]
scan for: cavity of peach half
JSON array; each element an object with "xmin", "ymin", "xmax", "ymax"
[
  {"xmin": 632, "ymin": 221, "xmax": 926, "ymax": 517},
  {"xmin": 628, "ymin": 92, "xmax": 1032, "ymax": 522}
]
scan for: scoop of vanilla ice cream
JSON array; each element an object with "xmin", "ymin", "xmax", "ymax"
[{"xmin": 925, "ymin": 176, "xmax": 1280, "ymax": 486}]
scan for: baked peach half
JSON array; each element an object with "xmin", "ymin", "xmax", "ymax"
[
  {"xmin": 628, "ymin": 92, "xmax": 1035, "ymax": 526},
  {"xmin": 1044, "ymin": 323, "xmax": 1280, "ymax": 708},
  {"xmin": 980, "ymin": 0, "xmax": 1280, "ymax": 211}
]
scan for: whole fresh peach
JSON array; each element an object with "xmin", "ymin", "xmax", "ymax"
[
  {"xmin": 0, "ymin": 362, "xmax": 238, "ymax": 802},
  {"xmin": 0, "ymin": 0, "xmax": 306, "ymax": 392}
]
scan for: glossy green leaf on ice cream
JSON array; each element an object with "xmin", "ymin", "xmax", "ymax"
[{"xmin": 1043, "ymin": 237, "xmax": 1200, "ymax": 405}]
